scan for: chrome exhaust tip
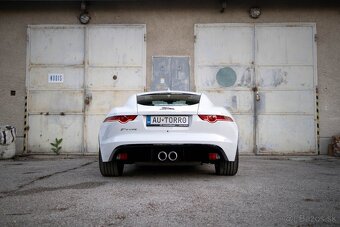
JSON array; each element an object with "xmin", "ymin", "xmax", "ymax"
[
  {"xmin": 168, "ymin": 151, "xmax": 178, "ymax": 161},
  {"xmin": 158, "ymin": 151, "xmax": 167, "ymax": 162}
]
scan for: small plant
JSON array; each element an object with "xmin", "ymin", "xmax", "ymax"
[{"xmin": 50, "ymin": 138, "xmax": 63, "ymax": 155}]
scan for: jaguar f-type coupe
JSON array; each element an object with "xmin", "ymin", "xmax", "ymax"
[{"xmin": 99, "ymin": 91, "xmax": 238, "ymax": 176}]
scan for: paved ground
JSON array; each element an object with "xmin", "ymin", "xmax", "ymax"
[{"xmin": 0, "ymin": 156, "xmax": 339, "ymax": 226}]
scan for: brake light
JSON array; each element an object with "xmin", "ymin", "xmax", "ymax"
[
  {"xmin": 116, "ymin": 153, "xmax": 128, "ymax": 160},
  {"xmin": 208, "ymin": 153, "xmax": 220, "ymax": 160},
  {"xmin": 104, "ymin": 115, "xmax": 137, "ymax": 124},
  {"xmin": 199, "ymin": 115, "xmax": 233, "ymax": 123}
]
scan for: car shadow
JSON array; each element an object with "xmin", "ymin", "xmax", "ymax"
[{"xmin": 121, "ymin": 162, "xmax": 216, "ymax": 177}]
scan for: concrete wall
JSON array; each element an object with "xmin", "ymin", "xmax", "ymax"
[{"xmin": 0, "ymin": 0, "xmax": 339, "ymax": 154}]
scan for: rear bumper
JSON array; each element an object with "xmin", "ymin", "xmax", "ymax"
[
  {"xmin": 99, "ymin": 132, "xmax": 238, "ymax": 162},
  {"xmin": 107, "ymin": 144, "xmax": 228, "ymax": 163}
]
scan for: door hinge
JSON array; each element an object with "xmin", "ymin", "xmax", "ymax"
[
  {"xmin": 314, "ymin": 34, "xmax": 318, "ymax": 42},
  {"xmin": 144, "ymin": 34, "xmax": 147, "ymax": 42},
  {"xmin": 194, "ymin": 35, "xmax": 197, "ymax": 43}
]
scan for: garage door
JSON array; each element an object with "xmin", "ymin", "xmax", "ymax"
[
  {"xmin": 195, "ymin": 23, "xmax": 317, "ymax": 154},
  {"xmin": 26, "ymin": 25, "xmax": 146, "ymax": 153}
]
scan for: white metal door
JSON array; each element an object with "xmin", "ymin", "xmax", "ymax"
[
  {"xmin": 255, "ymin": 24, "xmax": 317, "ymax": 154},
  {"xmin": 27, "ymin": 25, "xmax": 146, "ymax": 154},
  {"xmin": 195, "ymin": 24, "xmax": 255, "ymax": 154},
  {"xmin": 85, "ymin": 25, "xmax": 146, "ymax": 153},
  {"xmin": 194, "ymin": 23, "xmax": 317, "ymax": 154},
  {"xmin": 27, "ymin": 26, "xmax": 85, "ymax": 153}
]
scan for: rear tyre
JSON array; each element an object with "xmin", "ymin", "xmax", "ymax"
[
  {"xmin": 215, "ymin": 149, "xmax": 239, "ymax": 176},
  {"xmin": 99, "ymin": 150, "xmax": 124, "ymax": 177}
]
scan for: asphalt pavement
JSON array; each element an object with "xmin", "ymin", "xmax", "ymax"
[{"xmin": 0, "ymin": 155, "xmax": 339, "ymax": 226}]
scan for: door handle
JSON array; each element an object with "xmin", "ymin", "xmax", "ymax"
[
  {"xmin": 85, "ymin": 93, "xmax": 92, "ymax": 105},
  {"xmin": 252, "ymin": 87, "xmax": 260, "ymax": 101},
  {"xmin": 256, "ymin": 91, "xmax": 260, "ymax": 101}
]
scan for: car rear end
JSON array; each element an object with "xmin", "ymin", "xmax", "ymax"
[{"xmin": 99, "ymin": 91, "xmax": 238, "ymax": 176}]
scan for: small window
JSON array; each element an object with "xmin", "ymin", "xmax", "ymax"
[{"xmin": 137, "ymin": 93, "xmax": 200, "ymax": 106}]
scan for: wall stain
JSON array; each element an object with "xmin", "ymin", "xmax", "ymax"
[
  {"xmin": 232, "ymin": 95, "xmax": 238, "ymax": 110},
  {"xmin": 260, "ymin": 69, "xmax": 288, "ymax": 87},
  {"xmin": 238, "ymin": 67, "xmax": 252, "ymax": 87}
]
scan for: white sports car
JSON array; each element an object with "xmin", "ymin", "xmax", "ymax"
[{"xmin": 98, "ymin": 91, "xmax": 239, "ymax": 176}]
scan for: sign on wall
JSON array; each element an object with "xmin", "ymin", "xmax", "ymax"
[{"xmin": 48, "ymin": 73, "xmax": 64, "ymax": 83}]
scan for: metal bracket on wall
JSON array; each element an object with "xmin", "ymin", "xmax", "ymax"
[{"xmin": 220, "ymin": 0, "xmax": 227, "ymax": 13}]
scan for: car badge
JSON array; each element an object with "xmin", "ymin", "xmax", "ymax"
[{"xmin": 160, "ymin": 107, "xmax": 174, "ymax": 110}]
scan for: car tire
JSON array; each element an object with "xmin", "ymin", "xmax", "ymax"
[
  {"xmin": 99, "ymin": 150, "xmax": 124, "ymax": 177},
  {"xmin": 215, "ymin": 149, "xmax": 239, "ymax": 176}
]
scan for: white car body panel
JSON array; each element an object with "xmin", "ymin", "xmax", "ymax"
[{"xmin": 99, "ymin": 91, "xmax": 238, "ymax": 162}]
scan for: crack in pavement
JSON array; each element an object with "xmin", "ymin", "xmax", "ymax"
[
  {"xmin": 3, "ymin": 181, "xmax": 107, "ymax": 198},
  {"xmin": 0, "ymin": 160, "xmax": 97, "ymax": 199}
]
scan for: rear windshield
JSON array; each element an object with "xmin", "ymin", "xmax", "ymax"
[{"xmin": 137, "ymin": 93, "xmax": 201, "ymax": 106}]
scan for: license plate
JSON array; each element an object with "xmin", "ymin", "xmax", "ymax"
[{"xmin": 146, "ymin": 116, "xmax": 189, "ymax": 127}]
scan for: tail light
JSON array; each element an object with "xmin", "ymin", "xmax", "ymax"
[
  {"xmin": 104, "ymin": 115, "xmax": 137, "ymax": 124},
  {"xmin": 199, "ymin": 115, "xmax": 233, "ymax": 123}
]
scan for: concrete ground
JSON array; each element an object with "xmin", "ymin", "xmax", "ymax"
[{"xmin": 0, "ymin": 156, "xmax": 339, "ymax": 227}]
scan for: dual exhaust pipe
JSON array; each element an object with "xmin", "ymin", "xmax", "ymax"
[{"xmin": 157, "ymin": 151, "xmax": 178, "ymax": 162}]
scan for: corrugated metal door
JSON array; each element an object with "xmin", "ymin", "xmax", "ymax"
[
  {"xmin": 195, "ymin": 24, "xmax": 255, "ymax": 154},
  {"xmin": 27, "ymin": 25, "xmax": 146, "ymax": 154},
  {"xmin": 194, "ymin": 23, "xmax": 317, "ymax": 154},
  {"xmin": 27, "ymin": 26, "xmax": 85, "ymax": 153},
  {"xmin": 255, "ymin": 25, "xmax": 317, "ymax": 154},
  {"xmin": 85, "ymin": 25, "xmax": 146, "ymax": 153}
]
